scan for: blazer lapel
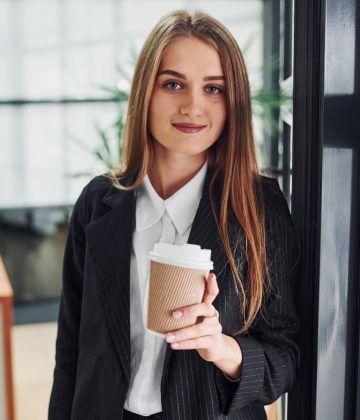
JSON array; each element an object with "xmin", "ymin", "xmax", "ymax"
[{"xmin": 86, "ymin": 176, "xmax": 136, "ymax": 384}]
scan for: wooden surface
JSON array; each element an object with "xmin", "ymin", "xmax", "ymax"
[
  {"xmin": 0, "ymin": 256, "xmax": 15, "ymax": 420},
  {"xmin": 265, "ymin": 399, "xmax": 280, "ymax": 420}
]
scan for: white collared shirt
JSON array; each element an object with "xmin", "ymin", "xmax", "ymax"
[{"xmin": 124, "ymin": 161, "xmax": 208, "ymax": 415}]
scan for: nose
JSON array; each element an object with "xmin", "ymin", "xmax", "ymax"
[{"xmin": 179, "ymin": 89, "xmax": 204, "ymax": 119}]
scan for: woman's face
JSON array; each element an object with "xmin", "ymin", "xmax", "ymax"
[{"xmin": 148, "ymin": 36, "xmax": 227, "ymax": 159}]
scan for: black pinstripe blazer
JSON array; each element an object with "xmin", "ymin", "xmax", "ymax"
[{"xmin": 48, "ymin": 165, "xmax": 300, "ymax": 420}]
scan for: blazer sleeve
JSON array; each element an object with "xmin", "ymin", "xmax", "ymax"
[
  {"xmin": 214, "ymin": 178, "xmax": 300, "ymax": 415},
  {"xmin": 48, "ymin": 185, "xmax": 89, "ymax": 419}
]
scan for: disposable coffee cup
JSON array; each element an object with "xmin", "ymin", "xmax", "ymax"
[{"xmin": 144, "ymin": 243, "xmax": 213, "ymax": 337}]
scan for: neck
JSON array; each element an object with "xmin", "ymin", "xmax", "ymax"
[{"xmin": 147, "ymin": 145, "xmax": 207, "ymax": 200}]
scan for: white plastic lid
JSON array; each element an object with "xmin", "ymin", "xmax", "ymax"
[{"xmin": 149, "ymin": 243, "xmax": 213, "ymax": 270}]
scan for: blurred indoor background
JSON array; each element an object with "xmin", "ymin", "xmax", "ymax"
[{"xmin": 0, "ymin": 1, "xmax": 293, "ymax": 419}]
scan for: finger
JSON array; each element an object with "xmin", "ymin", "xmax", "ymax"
[
  {"xmin": 172, "ymin": 302, "xmax": 216, "ymax": 320},
  {"xmin": 169, "ymin": 335, "xmax": 217, "ymax": 350},
  {"xmin": 202, "ymin": 272, "xmax": 219, "ymax": 305},
  {"xmin": 165, "ymin": 318, "xmax": 222, "ymax": 343},
  {"xmin": 204, "ymin": 309, "xmax": 219, "ymax": 322}
]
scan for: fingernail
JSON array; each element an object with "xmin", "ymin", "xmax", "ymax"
[
  {"xmin": 166, "ymin": 334, "xmax": 176, "ymax": 342},
  {"xmin": 172, "ymin": 310, "xmax": 183, "ymax": 319},
  {"xmin": 171, "ymin": 342, "xmax": 179, "ymax": 348}
]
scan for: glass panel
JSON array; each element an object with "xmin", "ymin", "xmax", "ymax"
[
  {"xmin": 0, "ymin": 0, "xmax": 265, "ymax": 102},
  {"xmin": 123, "ymin": 0, "xmax": 184, "ymax": 36},
  {"xmin": 0, "ymin": 102, "xmax": 120, "ymax": 209},
  {"xmin": 21, "ymin": 0, "xmax": 60, "ymax": 49},
  {"xmin": 316, "ymin": 147, "xmax": 353, "ymax": 419},
  {"xmin": 64, "ymin": 0, "xmax": 113, "ymax": 44},
  {"xmin": 63, "ymin": 44, "xmax": 117, "ymax": 98},
  {"xmin": 324, "ymin": 0, "xmax": 356, "ymax": 95},
  {"xmin": 0, "ymin": 57, "xmax": 13, "ymax": 99},
  {"xmin": 0, "ymin": 1, "xmax": 10, "ymax": 51},
  {"xmin": 22, "ymin": 52, "xmax": 62, "ymax": 100}
]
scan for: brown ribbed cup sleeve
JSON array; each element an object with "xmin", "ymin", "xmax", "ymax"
[{"xmin": 146, "ymin": 261, "xmax": 208, "ymax": 334}]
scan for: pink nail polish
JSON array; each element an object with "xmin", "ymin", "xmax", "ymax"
[{"xmin": 172, "ymin": 310, "xmax": 183, "ymax": 319}]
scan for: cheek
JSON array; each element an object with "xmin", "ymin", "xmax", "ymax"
[
  {"xmin": 211, "ymin": 101, "xmax": 227, "ymax": 128},
  {"xmin": 149, "ymin": 93, "xmax": 172, "ymax": 128},
  {"xmin": 208, "ymin": 98, "xmax": 227, "ymax": 116}
]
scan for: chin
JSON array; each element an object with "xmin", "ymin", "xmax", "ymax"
[
  {"xmin": 153, "ymin": 135, "xmax": 214, "ymax": 157},
  {"xmin": 170, "ymin": 142, "xmax": 209, "ymax": 155}
]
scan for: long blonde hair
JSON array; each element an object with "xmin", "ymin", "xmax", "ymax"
[{"xmin": 107, "ymin": 10, "xmax": 269, "ymax": 334}]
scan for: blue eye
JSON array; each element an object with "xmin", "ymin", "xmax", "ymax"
[
  {"xmin": 165, "ymin": 80, "xmax": 182, "ymax": 90},
  {"xmin": 206, "ymin": 85, "xmax": 223, "ymax": 94}
]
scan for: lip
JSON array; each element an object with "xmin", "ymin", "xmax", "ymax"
[{"xmin": 172, "ymin": 123, "xmax": 207, "ymax": 133}]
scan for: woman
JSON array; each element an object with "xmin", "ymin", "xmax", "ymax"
[{"xmin": 49, "ymin": 9, "xmax": 300, "ymax": 420}]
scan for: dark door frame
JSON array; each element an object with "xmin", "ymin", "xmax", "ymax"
[{"xmin": 288, "ymin": 0, "xmax": 325, "ymax": 418}]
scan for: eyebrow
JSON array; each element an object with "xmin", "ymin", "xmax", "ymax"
[{"xmin": 157, "ymin": 69, "xmax": 225, "ymax": 81}]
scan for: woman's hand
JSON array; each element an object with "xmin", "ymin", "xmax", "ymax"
[
  {"xmin": 165, "ymin": 272, "xmax": 223, "ymax": 362},
  {"xmin": 165, "ymin": 273, "xmax": 242, "ymax": 378}
]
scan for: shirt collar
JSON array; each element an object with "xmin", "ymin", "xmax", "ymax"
[
  {"xmin": 135, "ymin": 160, "xmax": 208, "ymax": 235},
  {"xmin": 135, "ymin": 174, "xmax": 164, "ymax": 232}
]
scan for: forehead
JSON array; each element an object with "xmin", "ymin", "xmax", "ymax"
[{"xmin": 159, "ymin": 36, "xmax": 223, "ymax": 74}]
